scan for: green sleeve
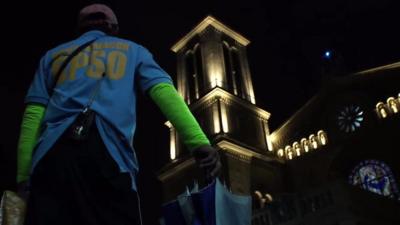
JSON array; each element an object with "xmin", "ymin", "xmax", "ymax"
[
  {"xmin": 148, "ymin": 83, "xmax": 210, "ymax": 151},
  {"xmin": 16, "ymin": 104, "xmax": 46, "ymax": 183}
]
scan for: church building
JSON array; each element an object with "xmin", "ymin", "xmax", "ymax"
[{"xmin": 157, "ymin": 16, "xmax": 400, "ymax": 225}]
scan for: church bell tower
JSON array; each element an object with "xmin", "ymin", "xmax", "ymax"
[{"xmin": 158, "ymin": 16, "xmax": 281, "ymax": 201}]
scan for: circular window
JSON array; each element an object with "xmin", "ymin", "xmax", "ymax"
[{"xmin": 337, "ymin": 105, "xmax": 364, "ymax": 133}]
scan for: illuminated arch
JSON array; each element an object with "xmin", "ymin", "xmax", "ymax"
[
  {"xmin": 376, "ymin": 102, "xmax": 388, "ymax": 119},
  {"xmin": 349, "ymin": 160, "xmax": 399, "ymax": 199},
  {"xmin": 184, "ymin": 50, "xmax": 196, "ymax": 103},
  {"xmin": 309, "ymin": 134, "xmax": 319, "ymax": 150},
  {"xmin": 285, "ymin": 145, "xmax": 294, "ymax": 160},
  {"xmin": 292, "ymin": 142, "xmax": 301, "ymax": 156},
  {"xmin": 253, "ymin": 190, "xmax": 265, "ymax": 209},
  {"xmin": 254, "ymin": 190, "xmax": 263, "ymax": 199},
  {"xmin": 277, "ymin": 149, "xmax": 284, "ymax": 158},
  {"xmin": 387, "ymin": 97, "xmax": 399, "ymax": 114},
  {"xmin": 301, "ymin": 138, "xmax": 310, "ymax": 152},
  {"xmin": 253, "ymin": 191, "xmax": 273, "ymax": 209},
  {"xmin": 317, "ymin": 130, "xmax": 328, "ymax": 146},
  {"xmin": 264, "ymin": 193, "xmax": 273, "ymax": 203}
]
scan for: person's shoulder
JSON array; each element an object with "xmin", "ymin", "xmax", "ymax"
[{"xmin": 45, "ymin": 40, "xmax": 78, "ymax": 59}]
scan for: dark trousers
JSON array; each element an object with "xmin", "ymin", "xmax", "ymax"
[{"xmin": 25, "ymin": 126, "xmax": 141, "ymax": 225}]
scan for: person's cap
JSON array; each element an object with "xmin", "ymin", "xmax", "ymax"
[{"xmin": 78, "ymin": 4, "xmax": 118, "ymax": 25}]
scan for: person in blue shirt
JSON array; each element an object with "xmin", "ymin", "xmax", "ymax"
[{"xmin": 17, "ymin": 4, "xmax": 221, "ymax": 225}]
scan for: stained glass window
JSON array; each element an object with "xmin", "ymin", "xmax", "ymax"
[{"xmin": 349, "ymin": 160, "xmax": 399, "ymax": 199}]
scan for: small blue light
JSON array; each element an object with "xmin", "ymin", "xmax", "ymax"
[{"xmin": 324, "ymin": 51, "xmax": 331, "ymax": 58}]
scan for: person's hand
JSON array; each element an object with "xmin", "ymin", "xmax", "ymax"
[{"xmin": 192, "ymin": 145, "xmax": 221, "ymax": 183}]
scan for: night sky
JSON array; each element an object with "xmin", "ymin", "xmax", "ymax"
[{"xmin": 1, "ymin": 0, "xmax": 400, "ymax": 224}]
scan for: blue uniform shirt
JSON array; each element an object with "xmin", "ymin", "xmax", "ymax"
[{"xmin": 25, "ymin": 30, "xmax": 173, "ymax": 190}]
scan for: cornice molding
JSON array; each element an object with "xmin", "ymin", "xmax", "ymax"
[
  {"xmin": 190, "ymin": 87, "xmax": 271, "ymax": 120},
  {"xmin": 216, "ymin": 140, "xmax": 280, "ymax": 163},
  {"xmin": 171, "ymin": 16, "xmax": 250, "ymax": 53}
]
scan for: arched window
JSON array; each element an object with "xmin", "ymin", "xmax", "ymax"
[
  {"xmin": 285, "ymin": 145, "xmax": 293, "ymax": 160},
  {"xmin": 317, "ymin": 130, "xmax": 328, "ymax": 146},
  {"xmin": 185, "ymin": 51, "xmax": 196, "ymax": 103},
  {"xmin": 293, "ymin": 142, "xmax": 301, "ymax": 156},
  {"xmin": 309, "ymin": 134, "xmax": 319, "ymax": 150},
  {"xmin": 376, "ymin": 102, "xmax": 388, "ymax": 119},
  {"xmin": 231, "ymin": 48, "xmax": 244, "ymax": 99},
  {"xmin": 349, "ymin": 160, "xmax": 399, "ymax": 199},
  {"xmin": 277, "ymin": 149, "xmax": 284, "ymax": 158},
  {"xmin": 222, "ymin": 42, "xmax": 234, "ymax": 93},
  {"xmin": 254, "ymin": 190, "xmax": 265, "ymax": 209},
  {"xmin": 194, "ymin": 44, "xmax": 205, "ymax": 96},
  {"xmin": 387, "ymin": 97, "xmax": 399, "ymax": 114},
  {"xmin": 301, "ymin": 138, "xmax": 310, "ymax": 153},
  {"xmin": 253, "ymin": 191, "xmax": 273, "ymax": 209},
  {"xmin": 264, "ymin": 193, "xmax": 273, "ymax": 203}
]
